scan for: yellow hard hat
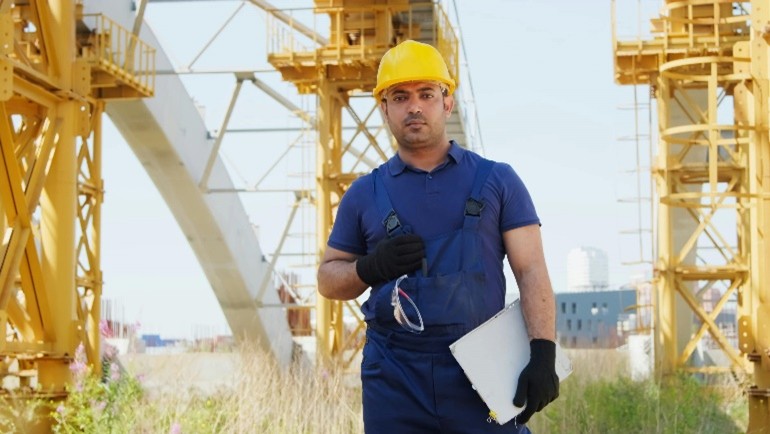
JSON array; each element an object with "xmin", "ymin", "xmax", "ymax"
[{"xmin": 374, "ymin": 40, "xmax": 456, "ymax": 99}]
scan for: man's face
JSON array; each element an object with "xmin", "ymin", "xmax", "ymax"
[{"xmin": 380, "ymin": 81, "xmax": 454, "ymax": 150}]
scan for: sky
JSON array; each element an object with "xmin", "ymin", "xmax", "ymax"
[{"xmin": 99, "ymin": 0, "xmax": 661, "ymax": 339}]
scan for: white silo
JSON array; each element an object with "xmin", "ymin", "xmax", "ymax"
[{"xmin": 567, "ymin": 247, "xmax": 609, "ymax": 292}]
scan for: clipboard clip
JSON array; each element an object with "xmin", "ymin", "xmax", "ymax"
[{"xmin": 486, "ymin": 411, "xmax": 497, "ymax": 424}]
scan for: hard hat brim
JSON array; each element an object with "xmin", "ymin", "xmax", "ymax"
[{"xmin": 374, "ymin": 76, "xmax": 457, "ymax": 100}]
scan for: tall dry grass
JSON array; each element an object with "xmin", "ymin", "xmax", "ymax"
[
  {"xmin": 12, "ymin": 344, "xmax": 747, "ymax": 433},
  {"xmin": 114, "ymin": 345, "xmax": 363, "ymax": 434}
]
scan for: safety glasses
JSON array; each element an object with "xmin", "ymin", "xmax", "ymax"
[{"xmin": 391, "ymin": 274, "xmax": 424, "ymax": 333}]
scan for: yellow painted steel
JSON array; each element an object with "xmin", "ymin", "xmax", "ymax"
[
  {"xmin": 613, "ymin": 0, "xmax": 769, "ymax": 429},
  {"xmin": 81, "ymin": 13, "xmax": 156, "ymax": 99},
  {"xmin": 0, "ymin": 1, "xmax": 153, "ymax": 428},
  {"xmin": 744, "ymin": 1, "xmax": 770, "ymax": 429},
  {"xmin": 268, "ymin": 0, "xmax": 457, "ymax": 366}
]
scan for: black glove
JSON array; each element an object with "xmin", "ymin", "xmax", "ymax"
[
  {"xmin": 355, "ymin": 234, "xmax": 425, "ymax": 286},
  {"xmin": 513, "ymin": 339, "xmax": 559, "ymax": 424}
]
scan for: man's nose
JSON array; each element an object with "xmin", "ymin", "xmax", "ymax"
[{"xmin": 407, "ymin": 101, "xmax": 422, "ymax": 114}]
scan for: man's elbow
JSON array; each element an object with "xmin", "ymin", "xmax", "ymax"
[
  {"xmin": 317, "ymin": 264, "xmax": 344, "ymax": 300},
  {"xmin": 317, "ymin": 280, "xmax": 335, "ymax": 300},
  {"xmin": 317, "ymin": 267, "xmax": 332, "ymax": 299}
]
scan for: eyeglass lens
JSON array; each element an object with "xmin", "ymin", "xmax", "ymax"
[{"xmin": 391, "ymin": 275, "xmax": 424, "ymax": 333}]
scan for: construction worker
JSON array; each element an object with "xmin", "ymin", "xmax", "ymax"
[{"xmin": 317, "ymin": 40, "xmax": 559, "ymax": 433}]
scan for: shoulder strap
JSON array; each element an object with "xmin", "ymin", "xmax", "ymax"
[
  {"xmin": 372, "ymin": 168, "xmax": 406, "ymax": 238},
  {"xmin": 465, "ymin": 158, "xmax": 495, "ymax": 217}
]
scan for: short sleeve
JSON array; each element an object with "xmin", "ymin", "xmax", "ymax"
[
  {"xmin": 497, "ymin": 163, "xmax": 540, "ymax": 232},
  {"xmin": 327, "ymin": 177, "xmax": 369, "ymax": 256}
]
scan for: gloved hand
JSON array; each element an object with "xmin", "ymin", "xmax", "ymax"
[
  {"xmin": 355, "ymin": 234, "xmax": 425, "ymax": 286},
  {"xmin": 513, "ymin": 339, "xmax": 559, "ymax": 424}
]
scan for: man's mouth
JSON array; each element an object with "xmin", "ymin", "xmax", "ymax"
[{"xmin": 405, "ymin": 115, "xmax": 426, "ymax": 126}]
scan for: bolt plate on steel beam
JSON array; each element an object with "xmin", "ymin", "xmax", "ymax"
[
  {"xmin": 0, "ymin": 13, "xmax": 12, "ymax": 101},
  {"xmin": 748, "ymin": 387, "xmax": 770, "ymax": 397}
]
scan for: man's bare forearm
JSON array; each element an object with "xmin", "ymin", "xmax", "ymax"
[
  {"xmin": 317, "ymin": 259, "xmax": 370, "ymax": 300},
  {"xmin": 503, "ymin": 226, "xmax": 556, "ymax": 342},
  {"xmin": 518, "ymin": 266, "xmax": 556, "ymax": 341}
]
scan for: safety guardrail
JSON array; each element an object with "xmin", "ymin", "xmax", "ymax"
[
  {"xmin": 81, "ymin": 13, "xmax": 156, "ymax": 97},
  {"xmin": 265, "ymin": 2, "xmax": 483, "ymax": 150},
  {"xmin": 267, "ymin": 3, "xmax": 457, "ymax": 78}
]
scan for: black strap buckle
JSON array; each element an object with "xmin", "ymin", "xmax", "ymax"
[
  {"xmin": 382, "ymin": 210, "xmax": 402, "ymax": 235},
  {"xmin": 465, "ymin": 198, "xmax": 485, "ymax": 217}
]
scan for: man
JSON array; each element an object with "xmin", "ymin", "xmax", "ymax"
[{"xmin": 317, "ymin": 40, "xmax": 559, "ymax": 433}]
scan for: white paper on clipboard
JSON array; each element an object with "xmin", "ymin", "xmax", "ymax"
[{"xmin": 448, "ymin": 300, "xmax": 573, "ymax": 425}]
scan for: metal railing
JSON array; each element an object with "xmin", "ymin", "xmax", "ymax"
[
  {"xmin": 267, "ymin": 3, "xmax": 457, "ymax": 74},
  {"xmin": 81, "ymin": 13, "xmax": 156, "ymax": 96},
  {"xmin": 657, "ymin": 1, "xmax": 749, "ymax": 48},
  {"xmin": 265, "ymin": 2, "xmax": 483, "ymax": 151}
]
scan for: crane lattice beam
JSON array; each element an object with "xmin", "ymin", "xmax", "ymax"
[
  {"xmin": 0, "ymin": 2, "xmax": 154, "ymax": 429},
  {"xmin": 613, "ymin": 0, "xmax": 770, "ymax": 430}
]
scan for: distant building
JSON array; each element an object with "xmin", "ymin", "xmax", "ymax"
[
  {"xmin": 141, "ymin": 334, "xmax": 182, "ymax": 348},
  {"xmin": 557, "ymin": 284, "xmax": 736, "ymax": 350},
  {"xmin": 567, "ymin": 247, "xmax": 609, "ymax": 292},
  {"xmin": 556, "ymin": 287, "xmax": 636, "ymax": 348},
  {"xmin": 141, "ymin": 334, "xmax": 164, "ymax": 347}
]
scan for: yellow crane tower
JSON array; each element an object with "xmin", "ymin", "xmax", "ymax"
[
  {"xmin": 267, "ymin": 0, "xmax": 458, "ymax": 366},
  {"xmin": 613, "ymin": 0, "xmax": 769, "ymax": 430},
  {"xmin": 0, "ymin": 0, "xmax": 154, "ymax": 425}
]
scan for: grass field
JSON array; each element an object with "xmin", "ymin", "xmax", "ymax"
[{"xmin": 1, "ymin": 344, "xmax": 748, "ymax": 433}]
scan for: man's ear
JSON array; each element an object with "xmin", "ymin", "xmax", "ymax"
[
  {"xmin": 443, "ymin": 94, "xmax": 455, "ymax": 118},
  {"xmin": 380, "ymin": 100, "xmax": 388, "ymax": 117}
]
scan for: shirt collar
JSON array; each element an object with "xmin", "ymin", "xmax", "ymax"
[{"xmin": 387, "ymin": 140, "xmax": 465, "ymax": 176}]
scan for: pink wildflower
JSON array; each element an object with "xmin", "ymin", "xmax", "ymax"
[
  {"xmin": 68, "ymin": 359, "xmax": 87, "ymax": 376},
  {"xmin": 103, "ymin": 342, "xmax": 118, "ymax": 360},
  {"xmin": 69, "ymin": 342, "xmax": 88, "ymax": 376},
  {"xmin": 90, "ymin": 399, "xmax": 106, "ymax": 412},
  {"xmin": 169, "ymin": 422, "xmax": 182, "ymax": 434},
  {"xmin": 74, "ymin": 342, "xmax": 86, "ymax": 362},
  {"xmin": 99, "ymin": 319, "xmax": 113, "ymax": 338},
  {"xmin": 69, "ymin": 342, "xmax": 89, "ymax": 392},
  {"xmin": 109, "ymin": 362, "xmax": 121, "ymax": 382}
]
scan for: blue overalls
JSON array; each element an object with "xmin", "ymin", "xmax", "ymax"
[{"xmin": 362, "ymin": 159, "xmax": 531, "ymax": 434}]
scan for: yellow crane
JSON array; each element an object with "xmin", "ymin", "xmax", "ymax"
[
  {"xmin": 266, "ymin": 0, "xmax": 461, "ymax": 366},
  {"xmin": 613, "ymin": 0, "xmax": 769, "ymax": 430},
  {"xmin": 0, "ymin": 0, "xmax": 153, "ymax": 428},
  {"xmin": 1, "ymin": 1, "xmax": 462, "ymax": 422}
]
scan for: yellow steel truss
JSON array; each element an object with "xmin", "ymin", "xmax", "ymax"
[
  {"xmin": 267, "ymin": 0, "xmax": 457, "ymax": 367},
  {"xmin": 742, "ymin": 1, "xmax": 770, "ymax": 428},
  {"xmin": 613, "ymin": 0, "xmax": 769, "ymax": 429},
  {"xmin": 0, "ymin": 1, "xmax": 153, "ymax": 427}
]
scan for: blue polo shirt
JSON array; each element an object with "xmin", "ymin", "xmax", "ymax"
[{"xmin": 328, "ymin": 141, "xmax": 540, "ymax": 309}]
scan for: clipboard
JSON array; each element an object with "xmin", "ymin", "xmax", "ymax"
[{"xmin": 448, "ymin": 300, "xmax": 573, "ymax": 425}]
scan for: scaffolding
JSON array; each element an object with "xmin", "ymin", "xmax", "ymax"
[{"xmin": 613, "ymin": 0, "xmax": 770, "ymax": 430}]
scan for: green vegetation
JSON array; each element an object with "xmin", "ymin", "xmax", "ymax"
[
  {"xmin": 50, "ymin": 343, "xmax": 144, "ymax": 433},
  {"xmin": 49, "ymin": 342, "xmax": 362, "ymax": 433},
  {"xmin": 527, "ymin": 349, "xmax": 747, "ymax": 434},
  {"xmin": 0, "ymin": 345, "xmax": 748, "ymax": 433}
]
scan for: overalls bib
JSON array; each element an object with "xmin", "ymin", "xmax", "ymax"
[{"xmin": 361, "ymin": 159, "xmax": 531, "ymax": 434}]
